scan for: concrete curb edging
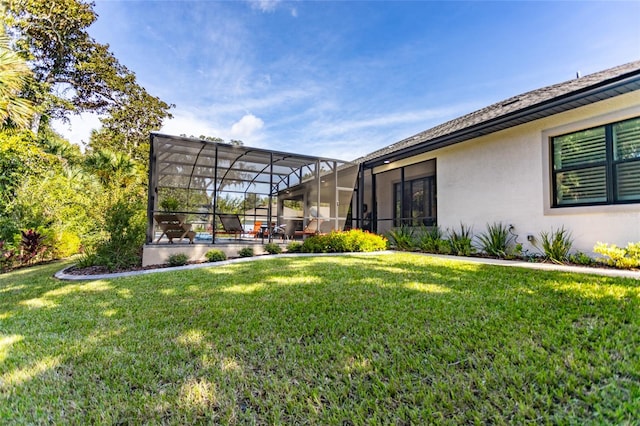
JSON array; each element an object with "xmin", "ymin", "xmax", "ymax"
[
  {"xmin": 54, "ymin": 250, "xmax": 640, "ymax": 281},
  {"xmin": 54, "ymin": 251, "xmax": 396, "ymax": 281}
]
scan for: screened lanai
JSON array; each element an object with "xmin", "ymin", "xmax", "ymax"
[{"xmin": 146, "ymin": 133, "xmax": 359, "ymax": 244}]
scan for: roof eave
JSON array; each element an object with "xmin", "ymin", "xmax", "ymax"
[{"xmin": 362, "ymin": 72, "xmax": 640, "ymax": 169}]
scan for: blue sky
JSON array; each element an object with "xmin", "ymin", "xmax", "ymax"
[{"xmin": 54, "ymin": 0, "xmax": 640, "ymax": 160}]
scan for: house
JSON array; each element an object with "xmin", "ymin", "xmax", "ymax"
[
  {"xmin": 143, "ymin": 60, "xmax": 640, "ymax": 265},
  {"xmin": 356, "ymin": 60, "xmax": 640, "ymax": 254}
]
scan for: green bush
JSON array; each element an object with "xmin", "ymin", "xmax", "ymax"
[
  {"xmin": 49, "ymin": 230, "xmax": 82, "ymax": 258},
  {"xmin": 286, "ymin": 242, "xmax": 303, "ymax": 253},
  {"xmin": 264, "ymin": 242, "xmax": 283, "ymax": 254},
  {"xmin": 302, "ymin": 230, "xmax": 387, "ymax": 253},
  {"xmin": 205, "ymin": 249, "xmax": 227, "ymax": 262},
  {"xmin": 94, "ymin": 197, "xmax": 147, "ymax": 271},
  {"xmin": 594, "ymin": 242, "xmax": 640, "ymax": 269},
  {"xmin": 0, "ymin": 240, "xmax": 17, "ymax": 272},
  {"xmin": 539, "ymin": 227, "xmax": 573, "ymax": 264},
  {"xmin": 448, "ymin": 223, "xmax": 474, "ymax": 256},
  {"xmin": 238, "ymin": 247, "xmax": 254, "ymax": 258},
  {"xmin": 167, "ymin": 253, "xmax": 189, "ymax": 267},
  {"xmin": 387, "ymin": 226, "xmax": 415, "ymax": 251},
  {"xmin": 477, "ymin": 222, "xmax": 512, "ymax": 258},
  {"xmin": 417, "ymin": 226, "xmax": 450, "ymax": 254},
  {"xmin": 568, "ymin": 251, "xmax": 595, "ymax": 266}
]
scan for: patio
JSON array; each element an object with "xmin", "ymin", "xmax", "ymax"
[{"xmin": 143, "ymin": 133, "xmax": 359, "ymax": 265}]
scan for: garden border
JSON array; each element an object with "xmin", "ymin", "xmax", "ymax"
[{"xmin": 54, "ymin": 251, "xmax": 640, "ymax": 281}]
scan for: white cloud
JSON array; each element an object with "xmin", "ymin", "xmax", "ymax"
[
  {"xmin": 230, "ymin": 114, "xmax": 264, "ymax": 140},
  {"xmin": 247, "ymin": 0, "xmax": 281, "ymax": 12},
  {"xmin": 160, "ymin": 109, "xmax": 224, "ymax": 140},
  {"xmin": 51, "ymin": 113, "xmax": 103, "ymax": 149}
]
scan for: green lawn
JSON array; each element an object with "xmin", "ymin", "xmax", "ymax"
[{"xmin": 1, "ymin": 254, "xmax": 638, "ymax": 424}]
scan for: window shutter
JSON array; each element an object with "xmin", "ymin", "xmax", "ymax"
[
  {"xmin": 556, "ymin": 166, "xmax": 607, "ymax": 205},
  {"xmin": 616, "ymin": 162, "xmax": 640, "ymax": 201},
  {"xmin": 553, "ymin": 128, "xmax": 606, "ymax": 170}
]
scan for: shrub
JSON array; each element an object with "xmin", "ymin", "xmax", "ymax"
[
  {"xmin": 568, "ymin": 251, "xmax": 595, "ymax": 266},
  {"xmin": 539, "ymin": 227, "xmax": 573, "ymax": 263},
  {"xmin": 302, "ymin": 230, "xmax": 387, "ymax": 254},
  {"xmin": 346, "ymin": 229, "xmax": 387, "ymax": 252},
  {"xmin": 417, "ymin": 226, "xmax": 450, "ymax": 254},
  {"xmin": 387, "ymin": 226, "xmax": 415, "ymax": 251},
  {"xmin": 49, "ymin": 231, "xmax": 82, "ymax": 258},
  {"xmin": 205, "ymin": 249, "xmax": 227, "ymax": 262},
  {"xmin": 477, "ymin": 222, "xmax": 512, "ymax": 258},
  {"xmin": 593, "ymin": 242, "xmax": 640, "ymax": 269},
  {"xmin": 286, "ymin": 242, "xmax": 303, "ymax": 253},
  {"xmin": 264, "ymin": 242, "xmax": 283, "ymax": 254},
  {"xmin": 167, "ymin": 253, "xmax": 189, "ymax": 267},
  {"xmin": 0, "ymin": 240, "xmax": 16, "ymax": 272},
  {"xmin": 448, "ymin": 223, "xmax": 474, "ymax": 256},
  {"xmin": 238, "ymin": 247, "xmax": 254, "ymax": 258},
  {"xmin": 94, "ymin": 197, "xmax": 147, "ymax": 271}
]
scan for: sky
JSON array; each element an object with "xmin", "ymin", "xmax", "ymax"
[{"xmin": 52, "ymin": 0, "xmax": 640, "ymax": 161}]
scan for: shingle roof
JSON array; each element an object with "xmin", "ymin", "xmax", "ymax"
[{"xmin": 357, "ymin": 60, "xmax": 640, "ymax": 166}]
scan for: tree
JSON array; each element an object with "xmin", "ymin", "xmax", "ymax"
[
  {"xmin": 2, "ymin": 0, "xmax": 172, "ymax": 135},
  {"xmin": 84, "ymin": 148, "xmax": 142, "ymax": 189},
  {"xmin": 0, "ymin": 33, "xmax": 36, "ymax": 129},
  {"xmin": 89, "ymin": 84, "xmax": 173, "ymax": 164}
]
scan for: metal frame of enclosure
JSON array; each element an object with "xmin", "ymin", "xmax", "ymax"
[{"xmin": 147, "ymin": 133, "xmax": 359, "ymax": 244}]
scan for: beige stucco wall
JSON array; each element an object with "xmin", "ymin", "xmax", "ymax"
[{"xmin": 376, "ymin": 91, "xmax": 640, "ymax": 254}]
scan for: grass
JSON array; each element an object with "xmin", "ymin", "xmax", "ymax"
[{"xmin": 1, "ymin": 254, "xmax": 639, "ymax": 424}]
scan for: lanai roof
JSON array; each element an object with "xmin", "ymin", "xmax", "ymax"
[{"xmin": 359, "ymin": 60, "xmax": 640, "ymax": 168}]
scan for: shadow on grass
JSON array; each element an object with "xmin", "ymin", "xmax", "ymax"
[{"xmin": 1, "ymin": 253, "xmax": 638, "ymax": 423}]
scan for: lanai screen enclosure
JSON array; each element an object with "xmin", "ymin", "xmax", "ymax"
[{"xmin": 147, "ymin": 133, "xmax": 359, "ymax": 243}]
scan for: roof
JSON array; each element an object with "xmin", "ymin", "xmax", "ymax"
[
  {"xmin": 150, "ymin": 133, "xmax": 356, "ymax": 195},
  {"xmin": 358, "ymin": 60, "xmax": 640, "ymax": 168}
]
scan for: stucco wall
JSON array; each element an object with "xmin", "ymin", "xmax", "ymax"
[{"xmin": 376, "ymin": 91, "xmax": 640, "ymax": 254}]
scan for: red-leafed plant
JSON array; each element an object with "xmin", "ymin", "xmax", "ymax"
[{"xmin": 19, "ymin": 229, "xmax": 47, "ymax": 265}]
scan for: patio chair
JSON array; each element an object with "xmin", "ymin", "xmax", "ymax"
[
  {"xmin": 215, "ymin": 213, "xmax": 244, "ymax": 240},
  {"xmin": 247, "ymin": 221, "xmax": 263, "ymax": 238},
  {"xmin": 294, "ymin": 218, "xmax": 322, "ymax": 239},
  {"xmin": 154, "ymin": 213, "xmax": 195, "ymax": 244}
]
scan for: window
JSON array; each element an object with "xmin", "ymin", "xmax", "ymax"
[
  {"xmin": 552, "ymin": 116, "xmax": 640, "ymax": 207},
  {"xmin": 394, "ymin": 176, "xmax": 436, "ymax": 226}
]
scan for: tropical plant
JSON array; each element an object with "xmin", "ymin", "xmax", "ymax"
[
  {"xmin": 387, "ymin": 226, "xmax": 415, "ymax": 251},
  {"xmin": 477, "ymin": 222, "xmax": 513, "ymax": 257},
  {"xmin": 0, "ymin": 34, "xmax": 36, "ymax": 129},
  {"xmin": 417, "ymin": 226, "xmax": 450, "ymax": 254},
  {"xmin": 19, "ymin": 228, "xmax": 46, "ymax": 264},
  {"xmin": 539, "ymin": 227, "xmax": 573, "ymax": 263},
  {"xmin": 448, "ymin": 223, "xmax": 474, "ymax": 256}
]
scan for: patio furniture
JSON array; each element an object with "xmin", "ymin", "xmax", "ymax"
[
  {"xmin": 216, "ymin": 214, "xmax": 244, "ymax": 240},
  {"xmin": 247, "ymin": 221, "xmax": 262, "ymax": 238},
  {"xmin": 154, "ymin": 214, "xmax": 195, "ymax": 244},
  {"xmin": 294, "ymin": 218, "xmax": 323, "ymax": 239}
]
